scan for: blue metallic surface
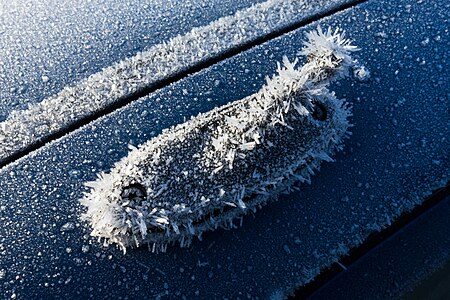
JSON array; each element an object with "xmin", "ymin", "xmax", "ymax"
[{"xmin": 0, "ymin": 0, "xmax": 448, "ymax": 298}]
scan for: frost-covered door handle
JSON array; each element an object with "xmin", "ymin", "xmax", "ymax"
[{"xmin": 81, "ymin": 27, "xmax": 361, "ymax": 253}]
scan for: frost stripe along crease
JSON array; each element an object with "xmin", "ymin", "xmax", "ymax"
[{"xmin": 0, "ymin": 0, "xmax": 357, "ymax": 162}]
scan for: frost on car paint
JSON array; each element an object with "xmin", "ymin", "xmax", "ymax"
[
  {"xmin": 0, "ymin": 0, "xmax": 348, "ymax": 163},
  {"xmin": 80, "ymin": 27, "xmax": 360, "ymax": 253}
]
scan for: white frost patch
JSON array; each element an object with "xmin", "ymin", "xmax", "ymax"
[
  {"xmin": 0, "ymin": 0, "xmax": 346, "ymax": 161},
  {"xmin": 353, "ymin": 65, "xmax": 371, "ymax": 81},
  {"xmin": 80, "ymin": 27, "xmax": 361, "ymax": 253}
]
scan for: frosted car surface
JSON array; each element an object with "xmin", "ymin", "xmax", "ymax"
[{"xmin": 0, "ymin": 0, "xmax": 448, "ymax": 298}]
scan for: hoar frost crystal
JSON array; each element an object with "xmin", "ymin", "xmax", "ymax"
[{"xmin": 80, "ymin": 27, "xmax": 360, "ymax": 253}]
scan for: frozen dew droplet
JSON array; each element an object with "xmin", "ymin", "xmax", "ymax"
[
  {"xmin": 60, "ymin": 222, "xmax": 75, "ymax": 232},
  {"xmin": 69, "ymin": 169, "xmax": 81, "ymax": 179},
  {"xmin": 353, "ymin": 66, "xmax": 370, "ymax": 82},
  {"xmin": 81, "ymin": 245, "xmax": 90, "ymax": 253}
]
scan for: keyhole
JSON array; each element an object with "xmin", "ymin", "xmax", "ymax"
[{"xmin": 121, "ymin": 183, "xmax": 146, "ymax": 202}]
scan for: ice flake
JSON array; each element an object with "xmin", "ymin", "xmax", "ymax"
[
  {"xmin": 240, "ymin": 142, "xmax": 256, "ymax": 151},
  {"xmin": 155, "ymin": 217, "xmax": 169, "ymax": 225}
]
